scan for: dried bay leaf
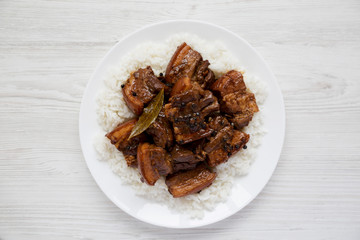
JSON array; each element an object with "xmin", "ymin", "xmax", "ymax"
[{"xmin": 128, "ymin": 89, "xmax": 164, "ymax": 140}]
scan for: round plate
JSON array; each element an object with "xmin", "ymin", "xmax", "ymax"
[{"xmin": 79, "ymin": 20, "xmax": 285, "ymax": 228}]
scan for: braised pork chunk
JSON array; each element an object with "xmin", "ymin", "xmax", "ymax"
[
  {"xmin": 206, "ymin": 130, "xmax": 249, "ymax": 167},
  {"xmin": 170, "ymin": 144, "xmax": 202, "ymax": 172},
  {"xmin": 210, "ymin": 70, "xmax": 259, "ymax": 129},
  {"xmin": 105, "ymin": 43, "xmax": 260, "ymax": 198},
  {"xmin": 105, "ymin": 119, "xmax": 147, "ymax": 167},
  {"xmin": 165, "ymin": 163, "xmax": 217, "ymax": 198},
  {"xmin": 146, "ymin": 109, "xmax": 174, "ymax": 149},
  {"xmin": 165, "ymin": 42, "xmax": 215, "ymax": 89},
  {"xmin": 122, "ymin": 66, "xmax": 165, "ymax": 115},
  {"xmin": 211, "ymin": 70, "xmax": 246, "ymax": 97},
  {"xmin": 137, "ymin": 143, "xmax": 173, "ymax": 185},
  {"xmin": 164, "ymin": 83, "xmax": 219, "ymax": 144}
]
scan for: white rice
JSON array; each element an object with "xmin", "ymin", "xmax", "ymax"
[{"xmin": 94, "ymin": 33, "xmax": 267, "ymax": 218}]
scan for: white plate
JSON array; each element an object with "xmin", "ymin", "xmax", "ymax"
[{"xmin": 79, "ymin": 20, "xmax": 285, "ymax": 228}]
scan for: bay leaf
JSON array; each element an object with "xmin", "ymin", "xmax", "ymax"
[{"xmin": 128, "ymin": 88, "xmax": 164, "ymax": 140}]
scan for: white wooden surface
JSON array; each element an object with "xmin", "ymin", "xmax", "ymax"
[{"xmin": 1, "ymin": 0, "xmax": 360, "ymax": 239}]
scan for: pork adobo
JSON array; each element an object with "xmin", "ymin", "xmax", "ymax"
[
  {"xmin": 105, "ymin": 42, "xmax": 258, "ymax": 197},
  {"xmin": 137, "ymin": 143, "xmax": 172, "ymax": 185},
  {"xmin": 122, "ymin": 66, "xmax": 165, "ymax": 115},
  {"xmin": 165, "ymin": 163, "xmax": 217, "ymax": 198},
  {"xmin": 165, "ymin": 42, "xmax": 215, "ymax": 89},
  {"xmin": 210, "ymin": 69, "xmax": 259, "ymax": 128},
  {"xmin": 164, "ymin": 83, "xmax": 219, "ymax": 144},
  {"xmin": 171, "ymin": 144, "xmax": 202, "ymax": 172},
  {"xmin": 146, "ymin": 109, "xmax": 174, "ymax": 149},
  {"xmin": 106, "ymin": 119, "xmax": 147, "ymax": 167}
]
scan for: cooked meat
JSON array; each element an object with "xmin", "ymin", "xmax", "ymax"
[
  {"xmin": 221, "ymin": 91, "xmax": 258, "ymax": 115},
  {"xmin": 137, "ymin": 143, "xmax": 173, "ymax": 185},
  {"xmin": 124, "ymin": 155, "xmax": 137, "ymax": 168},
  {"xmin": 204, "ymin": 118, "xmax": 250, "ymax": 167},
  {"xmin": 228, "ymin": 112, "xmax": 254, "ymax": 129},
  {"xmin": 146, "ymin": 109, "xmax": 173, "ymax": 149},
  {"xmin": 206, "ymin": 129, "xmax": 250, "ymax": 167},
  {"xmin": 171, "ymin": 129, "xmax": 213, "ymax": 145},
  {"xmin": 210, "ymin": 70, "xmax": 246, "ymax": 98},
  {"xmin": 157, "ymin": 74, "xmax": 173, "ymax": 97},
  {"xmin": 105, "ymin": 46, "xmax": 260, "ymax": 198},
  {"xmin": 165, "ymin": 163, "xmax": 217, "ymax": 198},
  {"xmin": 164, "ymin": 83, "xmax": 219, "ymax": 144},
  {"xmin": 210, "ymin": 70, "xmax": 259, "ymax": 129},
  {"xmin": 207, "ymin": 115, "xmax": 230, "ymax": 132},
  {"xmin": 229, "ymin": 131, "xmax": 250, "ymax": 150},
  {"xmin": 106, "ymin": 119, "xmax": 147, "ymax": 167},
  {"xmin": 170, "ymin": 76, "xmax": 191, "ymax": 97},
  {"xmin": 183, "ymin": 138, "xmax": 207, "ymax": 162},
  {"xmin": 122, "ymin": 66, "xmax": 165, "ymax": 115},
  {"xmin": 171, "ymin": 161, "xmax": 197, "ymax": 173},
  {"xmin": 165, "ymin": 43, "xmax": 202, "ymax": 84},
  {"xmin": 171, "ymin": 144, "xmax": 203, "ymax": 172},
  {"xmin": 165, "ymin": 43, "xmax": 215, "ymax": 89},
  {"xmin": 170, "ymin": 86, "xmax": 201, "ymax": 107},
  {"xmin": 192, "ymin": 60, "xmax": 216, "ymax": 89},
  {"xmin": 199, "ymin": 90, "xmax": 220, "ymax": 116},
  {"xmin": 204, "ymin": 126, "xmax": 233, "ymax": 154},
  {"xmin": 171, "ymin": 145, "xmax": 198, "ymax": 164}
]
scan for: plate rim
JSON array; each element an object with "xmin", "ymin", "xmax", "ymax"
[{"xmin": 79, "ymin": 19, "xmax": 286, "ymax": 228}]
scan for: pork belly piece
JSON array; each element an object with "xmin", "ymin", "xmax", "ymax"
[
  {"xmin": 205, "ymin": 128, "xmax": 250, "ymax": 167},
  {"xmin": 210, "ymin": 70, "xmax": 246, "ymax": 98},
  {"xmin": 223, "ymin": 91, "xmax": 259, "ymax": 129},
  {"xmin": 207, "ymin": 115, "xmax": 230, "ymax": 132},
  {"xmin": 165, "ymin": 163, "xmax": 217, "ymax": 198},
  {"xmin": 156, "ymin": 74, "xmax": 173, "ymax": 97},
  {"xmin": 170, "ymin": 144, "xmax": 204, "ymax": 172},
  {"xmin": 183, "ymin": 138, "xmax": 207, "ymax": 162},
  {"xmin": 170, "ymin": 76, "xmax": 191, "ymax": 97},
  {"xmin": 221, "ymin": 91, "xmax": 259, "ymax": 115},
  {"xmin": 228, "ymin": 112, "xmax": 254, "ymax": 129},
  {"xmin": 192, "ymin": 60, "xmax": 216, "ymax": 89},
  {"xmin": 165, "ymin": 43, "xmax": 202, "ymax": 84},
  {"xmin": 221, "ymin": 91, "xmax": 259, "ymax": 128},
  {"xmin": 171, "ymin": 128, "xmax": 213, "ymax": 145},
  {"xmin": 164, "ymin": 84, "xmax": 219, "ymax": 144},
  {"xmin": 122, "ymin": 66, "xmax": 165, "ymax": 115},
  {"xmin": 165, "ymin": 42, "xmax": 215, "ymax": 89},
  {"xmin": 199, "ymin": 90, "xmax": 221, "ymax": 116},
  {"xmin": 146, "ymin": 109, "xmax": 174, "ymax": 149},
  {"xmin": 210, "ymin": 70, "xmax": 259, "ymax": 129},
  {"xmin": 205, "ymin": 115, "xmax": 250, "ymax": 167},
  {"xmin": 106, "ymin": 119, "xmax": 147, "ymax": 167},
  {"xmin": 137, "ymin": 143, "xmax": 173, "ymax": 186},
  {"xmin": 204, "ymin": 126, "xmax": 233, "ymax": 154},
  {"xmin": 124, "ymin": 155, "xmax": 137, "ymax": 168}
]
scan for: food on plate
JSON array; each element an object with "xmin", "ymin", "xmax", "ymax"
[
  {"xmin": 95, "ymin": 34, "xmax": 268, "ymax": 217},
  {"xmin": 165, "ymin": 42, "xmax": 215, "ymax": 89},
  {"xmin": 145, "ymin": 108, "xmax": 174, "ymax": 149},
  {"xmin": 128, "ymin": 88, "xmax": 164, "ymax": 140},
  {"xmin": 204, "ymin": 126, "xmax": 250, "ymax": 167},
  {"xmin": 122, "ymin": 66, "xmax": 165, "ymax": 115},
  {"xmin": 164, "ymin": 83, "xmax": 219, "ymax": 144},
  {"xmin": 165, "ymin": 163, "xmax": 217, "ymax": 198},
  {"xmin": 104, "ymin": 42, "xmax": 258, "ymax": 198},
  {"xmin": 105, "ymin": 119, "xmax": 147, "ymax": 167},
  {"xmin": 210, "ymin": 70, "xmax": 259, "ymax": 129},
  {"xmin": 171, "ymin": 144, "xmax": 204, "ymax": 172},
  {"xmin": 137, "ymin": 142, "xmax": 173, "ymax": 185}
]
